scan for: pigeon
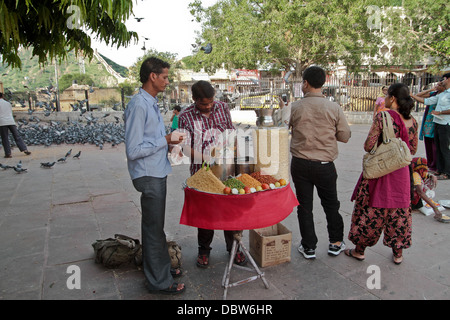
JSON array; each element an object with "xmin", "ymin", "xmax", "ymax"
[
  {"xmin": 65, "ymin": 149, "xmax": 72, "ymax": 157},
  {"xmin": 13, "ymin": 167, "xmax": 27, "ymax": 173},
  {"xmin": 135, "ymin": 17, "xmax": 144, "ymax": 22},
  {"xmin": 57, "ymin": 156, "xmax": 67, "ymax": 163},
  {"xmin": 0, "ymin": 163, "xmax": 14, "ymax": 170},
  {"xmin": 40, "ymin": 162, "xmax": 56, "ymax": 168},
  {"xmin": 16, "ymin": 160, "xmax": 22, "ymax": 168},
  {"xmin": 200, "ymin": 43, "xmax": 213, "ymax": 54},
  {"xmin": 73, "ymin": 151, "xmax": 81, "ymax": 159}
]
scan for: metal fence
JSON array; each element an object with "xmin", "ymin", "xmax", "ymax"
[
  {"xmin": 209, "ymin": 73, "xmax": 440, "ymax": 113},
  {"xmin": 5, "ymin": 73, "xmax": 440, "ymax": 115}
]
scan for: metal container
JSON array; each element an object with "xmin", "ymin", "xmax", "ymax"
[
  {"xmin": 255, "ymin": 108, "xmax": 275, "ymax": 127},
  {"xmin": 235, "ymin": 156, "xmax": 255, "ymax": 176},
  {"xmin": 210, "ymin": 162, "xmax": 235, "ymax": 181}
]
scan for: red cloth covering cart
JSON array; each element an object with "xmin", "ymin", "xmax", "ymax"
[
  {"xmin": 180, "ymin": 183, "xmax": 299, "ymax": 299},
  {"xmin": 180, "ymin": 184, "xmax": 299, "ymax": 230}
]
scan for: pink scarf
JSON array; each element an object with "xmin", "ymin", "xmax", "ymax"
[{"xmin": 353, "ymin": 110, "xmax": 412, "ymax": 208}]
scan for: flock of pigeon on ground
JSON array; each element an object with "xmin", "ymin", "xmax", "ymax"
[
  {"xmin": 1, "ymin": 106, "xmax": 125, "ymax": 174},
  {"xmin": 0, "ymin": 148, "xmax": 81, "ymax": 173}
]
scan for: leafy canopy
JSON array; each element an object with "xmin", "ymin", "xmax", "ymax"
[
  {"xmin": 189, "ymin": 0, "xmax": 449, "ymax": 75},
  {"xmin": 0, "ymin": 0, "xmax": 138, "ymax": 69},
  {"xmin": 381, "ymin": 0, "xmax": 449, "ymax": 71},
  {"xmin": 189, "ymin": 0, "xmax": 383, "ymax": 76}
]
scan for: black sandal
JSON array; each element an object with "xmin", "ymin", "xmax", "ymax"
[
  {"xmin": 170, "ymin": 268, "xmax": 183, "ymax": 278},
  {"xmin": 196, "ymin": 254, "xmax": 209, "ymax": 268},
  {"xmin": 344, "ymin": 249, "xmax": 365, "ymax": 261},
  {"xmin": 233, "ymin": 250, "xmax": 248, "ymax": 266},
  {"xmin": 393, "ymin": 256, "xmax": 403, "ymax": 265},
  {"xmin": 436, "ymin": 174, "xmax": 449, "ymax": 180},
  {"xmin": 157, "ymin": 282, "xmax": 186, "ymax": 295}
]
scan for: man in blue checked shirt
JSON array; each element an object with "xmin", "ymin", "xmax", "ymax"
[{"xmin": 124, "ymin": 57, "xmax": 186, "ymax": 295}]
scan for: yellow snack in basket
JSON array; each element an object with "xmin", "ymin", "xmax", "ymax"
[
  {"xmin": 187, "ymin": 166, "xmax": 227, "ymax": 194},
  {"xmin": 236, "ymin": 174, "xmax": 262, "ymax": 189}
]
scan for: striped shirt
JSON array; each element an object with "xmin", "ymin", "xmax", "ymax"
[{"xmin": 178, "ymin": 101, "xmax": 235, "ymax": 175}]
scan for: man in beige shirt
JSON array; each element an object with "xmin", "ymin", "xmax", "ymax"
[{"xmin": 289, "ymin": 66, "xmax": 351, "ymax": 259}]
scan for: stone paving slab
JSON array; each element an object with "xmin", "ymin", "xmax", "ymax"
[{"xmin": 0, "ymin": 124, "xmax": 449, "ymax": 301}]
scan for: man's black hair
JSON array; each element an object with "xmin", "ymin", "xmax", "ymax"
[
  {"xmin": 302, "ymin": 66, "xmax": 326, "ymax": 89},
  {"xmin": 192, "ymin": 80, "xmax": 215, "ymax": 100},
  {"xmin": 139, "ymin": 57, "xmax": 171, "ymax": 84}
]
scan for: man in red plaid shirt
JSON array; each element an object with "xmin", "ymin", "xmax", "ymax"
[{"xmin": 178, "ymin": 80, "xmax": 247, "ymax": 268}]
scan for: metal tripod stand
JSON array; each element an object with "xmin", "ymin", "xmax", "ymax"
[{"xmin": 221, "ymin": 231, "xmax": 269, "ymax": 300}]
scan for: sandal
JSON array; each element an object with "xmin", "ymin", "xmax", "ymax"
[
  {"xmin": 170, "ymin": 268, "xmax": 183, "ymax": 278},
  {"xmin": 156, "ymin": 282, "xmax": 186, "ymax": 295},
  {"xmin": 196, "ymin": 254, "xmax": 209, "ymax": 268},
  {"xmin": 344, "ymin": 249, "xmax": 365, "ymax": 261},
  {"xmin": 233, "ymin": 250, "xmax": 248, "ymax": 266},
  {"xmin": 393, "ymin": 256, "xmax": 403, "ymax": 265},
  {"xmin": 436, "ymin": 174, "xmax": 449, "ymax": 180}
]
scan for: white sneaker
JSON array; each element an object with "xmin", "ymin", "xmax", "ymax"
[
  {"xmin": 298, "ymin": 245, "xmax": 316, "ymax": 259},
  {"xmin": 328, "ymin": 241, "xmax": 346, "ymax": 256}
]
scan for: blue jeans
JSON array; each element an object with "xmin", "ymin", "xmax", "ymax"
[
  {"xmin": 291, "ymin": 157, "xmax": 344, "ymax": 250},
  {"xmin": 132, "ymin": 176, "xmax": 173, "ymax": 291}
]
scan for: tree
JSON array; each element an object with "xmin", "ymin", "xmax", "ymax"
[
  {"xmin": 380, "ymin": 0, "xmax": 449, "ymax": 72},
  {"xmin": 188, "ymin": 0, "xmax": 385, "ymax": 76},
  {"xmin": 128, "ymin": 48, "xmax": 181, "ymax": 84},
  {"xmin": 59, "ymin": 73, "xmax": 95, "ymax": 91},
  {"xmin": 0, "ymin": 0, "xmax": 138, "ymax": 69},
  {"xmin": 128, "ymin": 48, "xmax": 184, "ymax": 104}
]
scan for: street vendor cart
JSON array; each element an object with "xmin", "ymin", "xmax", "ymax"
[{"xmin": 180, "ymin": 126, "xmax": 298, "ymax": 299}]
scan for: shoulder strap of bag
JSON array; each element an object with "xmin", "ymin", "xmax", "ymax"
[
  {"xmin": 369, "ymin": 111, "xmax": 388, "ymax": 154},
  {"xmin": 382, "ymin": 111, "xmax": 396, "ymax": 142}
]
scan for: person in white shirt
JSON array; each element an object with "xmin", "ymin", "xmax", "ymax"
[
  {"xmin": 273, "ymin": 94, "xmax": 292, "ymax": 127},
  {"xmin": 412, "ymin": 73, "xmax": 450, "ymax": 180},
  {"xmin": 0, "ymin": 92, "xmax": 31, "ymax": 158}
]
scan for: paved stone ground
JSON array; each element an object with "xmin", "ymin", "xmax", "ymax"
[{"xmin": 0, "ymin": 124, "xmax": 449, "ymax": 301}]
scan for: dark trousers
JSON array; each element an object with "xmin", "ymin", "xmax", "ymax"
[
  {"xmin": 291, "ymin": 157, "xmax": 344, "ymax": 250},
  {"xmin": 198, "ymin": 228, "xmax": 235, "ymax": 255},
  {"xmin": 424, "ymin": 137, "xmax": 437, "ymax": 171},
  {"xmin": 0, "ymin": 125, "xmax": 28, "ymax": 156},
  {"xmin": 435, "ymin": 124, "xmax": 450, "ymax": 176},
  {"xmin": 132, "ymin": 176, "xmax": 173, "ymax": 291}
]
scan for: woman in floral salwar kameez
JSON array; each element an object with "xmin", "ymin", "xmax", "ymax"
[{"xmin": 346, "ymin": 83, "xmax": 419, "ymax": 265}]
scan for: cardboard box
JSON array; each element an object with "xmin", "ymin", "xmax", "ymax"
[{"xmin": 249, "ymin": 223, "xmax": 292, "ymax": 267}]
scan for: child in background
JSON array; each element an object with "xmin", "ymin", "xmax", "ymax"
[
  {"xmin": 170, "ymin": 105, "xmax": 181, "ymax": 132},
  {"xmin": 373, "ymin": 86, "xmax": 389, "ymax": 117},
  {"xmin": 411, "ymin": 157, "xmax": 449, "ymax": 223}
]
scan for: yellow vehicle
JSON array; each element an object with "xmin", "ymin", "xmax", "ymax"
[{"xmin": 239, "ymin": 94, "xmax": 279, "ymax": 110}]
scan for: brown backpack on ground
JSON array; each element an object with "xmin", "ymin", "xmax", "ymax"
[{"xmin": 92, "ymin": 234, "xmax": 182, "ymax": 269}]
